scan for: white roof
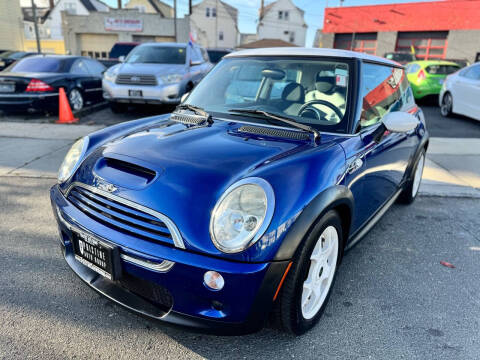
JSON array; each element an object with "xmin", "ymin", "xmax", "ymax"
[{"xmin": 226, "ymin": 47, "xmax": 400, "ymax": 66}]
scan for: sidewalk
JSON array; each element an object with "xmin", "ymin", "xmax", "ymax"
[{"xmin": 1, "ymin": 122, "xmax": 479, "ymax": 197}]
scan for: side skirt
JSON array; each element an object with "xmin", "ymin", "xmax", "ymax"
[{"xmin": 345, "ymin": 188, "xmax": 402, "ymax": 250}]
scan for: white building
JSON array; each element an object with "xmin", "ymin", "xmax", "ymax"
[
  {"xmin": 190, "ymin": 0, "xmax": 239, "ymax": 49},
  {"xmin": 257, "ymin": 0, "xmax": 307, "ymax": 47}
]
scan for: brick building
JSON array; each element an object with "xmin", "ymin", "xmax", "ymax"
[{"xmin": 315, "ymin": 0, "xmax": 480, "ymax": 63}]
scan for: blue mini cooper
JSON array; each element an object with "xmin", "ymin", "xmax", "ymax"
[{"xmin": 51, "ymin": 48, "xmax": 428, "ymax": 335}]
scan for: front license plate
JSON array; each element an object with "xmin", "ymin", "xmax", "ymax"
[
  {"xmin": 72, "ymin": 231, "xmax": 120, "ymax": 280},
  {"xmin": 438, "ymin": 79, "xmax": 445, "ymax": 85},
  {"xmin": 0, "ymin": 83, "xmax": 14, "ymax": 93},
  {"xmin": 128, "ymin": 89, "xmax": 143, "ymax": 97},
  {"xmin": 0, "ymin": 61, "xmax": 4, "ymax": 67}
]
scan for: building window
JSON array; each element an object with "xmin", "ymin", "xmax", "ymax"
[
  {"xmin": 206, "ymin": 7, "xmax": 210, "ymax": 17},
  {"xmin": 395, "ymin": 31, "xmax": 448, "ymax": 60},
  {"xmin": 334, "ymin": 33, "xmax": 377, "ymax": 55},
  {"xmin": 219, "ymin": 31, "xmax": 224, "ymax": 41},
  {"xmin": 64, "ymin": 2, "xmax": 77, "ymax": 15},
  {"xmin": 134, "ymin": 5, "xmax": 146, "ymax": 13},
  {"xmin": 212, "ymin": 7, "xmax": 216, "ymax": 17},
  {"xmin": 289, "ymin": 31, "xmax": 295, "ymax": 43},
  {"xmin": 278, "ymin": 11, "xmax": 283, "ymax": 19},
  {"xmin": 284, "ymin": 11, "xmax": 289, "ymax": 20}
]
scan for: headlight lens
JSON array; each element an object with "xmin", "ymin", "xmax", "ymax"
[
  {"xmin": 103, "ymin": 67, "xmax": 119, "ymax": 82},
  {"xmin": 58, "ymin": 137, "xmax": 88, "ymax": 183},
  {"xmin": 160, "ymin": 73, "xmax": 183, "ymax": 84},
  {"xmin": 210, "ymin": 178, "xmax": 275, "ymax": 253}
]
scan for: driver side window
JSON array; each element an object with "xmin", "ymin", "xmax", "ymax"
[{"xmin": 358, "ymin": 63, "xmax": 405, "ymax": 130}]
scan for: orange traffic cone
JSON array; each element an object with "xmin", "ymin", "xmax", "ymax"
[{"xmin": 57, "ymin": 87, "xmax": 78, "ymax": 124}]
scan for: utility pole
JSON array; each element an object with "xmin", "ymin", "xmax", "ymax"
[
  {"xmin": 189, "ymin": 0, "xmax": 192, "ymax": 15},
  {"xmin": 31, "ymin": 0, "xmax": 42, "ymax": 53},
  {"xmin": 215, "ymin": 0, "xmax": 218, "ymax": 47},
  {"xmin": 173, "ymin": 0, "xmax": 177, "ymax": 42},
  {"xmin": 260, "ymin": 0, "xmax": 264, "ymax": 20},
  {"xmin": 117, "ymin": 0, "xmax": 121, "ymax": 9}
]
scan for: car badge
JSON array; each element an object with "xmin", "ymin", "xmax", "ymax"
[
  {"xmin": 131, "ymin": 76, "xmax": 140, "ymax": 82},
  {"xmin": 79, "ymin": 240, "xmax": 85, "ymax": 255},
  {"xmin": 98, "ymin": 183, "xmax": 117, "ymax": 193}
]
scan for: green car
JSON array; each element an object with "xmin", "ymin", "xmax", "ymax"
[{"xmin": 406, "ymin": 60, "xmax": 460, "ymax": 99}]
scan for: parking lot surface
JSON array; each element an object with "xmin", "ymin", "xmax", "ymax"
[{"xmin": 0, "ymin": 176, "xmax": 479, "ymax": 359}]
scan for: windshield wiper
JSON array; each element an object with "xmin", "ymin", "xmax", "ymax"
[
  {"xmin": 172, "ymin": 104, "xmax": 213, "ymax": 125},
  {"xmin": 228, "ymin": 108, "xmax": 320, "ymax": 143}
]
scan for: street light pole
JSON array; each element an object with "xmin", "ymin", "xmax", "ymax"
[
  {"xmin": 31, "ymin": 0, "xmax": 42, "ymax": 53},
  {"xmin": 173, "ymin": 0, "xmax": 177, "ymax": 42}
]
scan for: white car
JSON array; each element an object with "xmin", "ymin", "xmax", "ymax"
[{"xmin": 439, "ymin": 62, "xmax": 480, "ymax": 121}]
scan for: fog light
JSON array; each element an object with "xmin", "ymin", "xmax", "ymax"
[{"xmin": 204, "ymin": 271, "xmax": 224, "ymax": 290}]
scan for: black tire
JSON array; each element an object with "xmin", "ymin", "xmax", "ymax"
[
  {"xmin": 272, "ymin": 210, "xmax": 344, "ymax": 335},
  {"xmin": 398, "ymin": 149, "xmax": 426, "ymax": 204},
  {"xmin": 440, "ymin": 92, "xmax": 453, "ymax": 117},
  {"xmin": 109, "ymin": 102, "xmax": 128, "ymax": 113}
]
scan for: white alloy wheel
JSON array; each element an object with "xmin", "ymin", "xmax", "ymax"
[
  {"xmin": 441, "ymin": 93, "xmax": 452, "ymax": 116},
  {"xmin": 412, "ymin": 153, "xmax": 425, "ymax": 198},
  {"xmin": 69, "ymin": 89, "xmax": 84, "ymax": 111},
  {"xmin": 301, "ymin": 225, "xmax": 339, "ymax": 320}
]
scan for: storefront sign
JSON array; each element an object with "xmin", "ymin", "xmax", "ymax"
[{"xmin": 104, "ymin": 18, "xmax": 143, "ymax": 32}]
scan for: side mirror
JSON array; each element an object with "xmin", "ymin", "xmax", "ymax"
[
  {"xmin": 118, "ymin": 55, "xmax": 125, "ymax": 63},
  {"xmin": 382, "ymin": 111, "xmax": 419, "ymax": 133},
  {"xmin": 190, "ymin": 60, "xmax": 202, "ymax": 66},
  {"xmin": 181, "ymin": 92, "xmax": 190, "ymax": 103}
]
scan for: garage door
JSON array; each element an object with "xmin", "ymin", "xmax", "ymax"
[
  {"xmin": 78, "ymin": 33, "xmax": 118, "ymax": 59},
  {"xmin": 396, "ymin": 31, "xmax": 448, "ymax": 60},
  {"xmin": 334, "ymin": 33, "xmax": 377, "ymax": 55}
]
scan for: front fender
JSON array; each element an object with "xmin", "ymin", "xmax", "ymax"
[{"xmin": 274, "ymin": 185, "xmax": 354, "ymax": 261}]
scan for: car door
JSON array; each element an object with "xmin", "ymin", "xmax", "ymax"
[
  {"xmin": 84, "ymin": 58, "xmax": 106, "ymax": 104},
  {"xmin": 69, "ymin": 59, "xmax": 98, "ymax": 104},
  {"xmin": 343, "ymin": 62, "xmax": 418, "ymax": 232},
  {"xmin": 454, "ymin": 65, "xmax": 480, "ymax": 120}
]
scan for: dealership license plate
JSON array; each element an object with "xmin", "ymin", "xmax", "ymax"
[
  {"xmin": 0, "ymin": 61, "xmax": 4, "ymax": 67},
  {"xmin": 72, "ymin": 231, "xmax": 119, "ymax": 280},
  {"xmin": 128, "ymin": 89, "xmax": 143, "ymax": 97},
  {"xmin": 0, "ymin": 83, "xmax": 14, "ymax": 93}
]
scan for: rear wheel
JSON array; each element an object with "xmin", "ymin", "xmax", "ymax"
[
  {"xmin": 273, "ymin": 210, "xmax": 343, "ymax": 335},
  {"xmin": 398, "ymin": 150, "xmax": 425, "ymax": 204},
  {"xmin": 68, "ymin": 88, "xmax": 84, "ymax": 111},
  {"xmin": 440, "ymin": 92, "xmax": 453, "ymax": 117}
]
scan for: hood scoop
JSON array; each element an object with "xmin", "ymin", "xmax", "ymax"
[
  {"xmin": 238, "ymin": 125, "xmax": 310, "ymax": 141},
  {"xmin": 170, "ymin": 109, "xmax": 210, "ymax": 126}
]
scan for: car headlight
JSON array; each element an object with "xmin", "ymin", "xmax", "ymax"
[
  {"xmin": 210, "ymin": 178, "xmax": 275, "ymax": 253},
  {"xmin": 160, "ymin": 73, "xmax": 183, "ymax": 84},
  {"xmin": 104, "ymin": 67, "xmax": 119, "ymax": 82},
  {"xmin": 58, "ymin": 137, "xmax": 88, "ymax": 183}
]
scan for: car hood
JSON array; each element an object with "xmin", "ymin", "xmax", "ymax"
[
  {"xmin": 117, "ymin": 62, "xmax": 186, "ymax": 76},
  {"xmin": 69, "ymin": 116, "xmax": 343, "ymax": 261}
]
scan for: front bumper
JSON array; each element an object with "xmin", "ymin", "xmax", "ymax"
[
  {"xmin": 0, "ymin": 92, "xmax": 58, "ymax": 112},
  {"xmin": 50, "ymin": 185, "xmax": 287, "ymax": 334},
  {"xmin": 103, "ymin": 79, "xmax": 182, "ymax": 105}
]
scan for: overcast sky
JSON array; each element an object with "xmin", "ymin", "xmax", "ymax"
[{"xmin": 105, "ymin": 0, "xmax": 426, "ymax": 46}]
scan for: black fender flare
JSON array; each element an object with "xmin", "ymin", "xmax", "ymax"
[{"xmin": 273, "ymin": 185, "xmax": 354, "ymax": 261}]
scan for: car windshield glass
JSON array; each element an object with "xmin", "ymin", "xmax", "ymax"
[
  {"xmin": 207, "ymin": 50, "xmax": 229, "ymax": 63},
  {"xmin": 185, "ymin": 57, "xmax": 351, "ymax": 132},
  {"xmin": 109, "ymin": 44, "xmax": 137, "ymax": 59},
  {"xmin": 426, "ymin": 64, "xmax": 459, "ymax": 75},
  {"xmin": 10, "ymin": 57, "xmax": 63, "ymax": 72},
  {"xmin": 126, "ymin": 46, "xmax": 186, "ymax": 64}
]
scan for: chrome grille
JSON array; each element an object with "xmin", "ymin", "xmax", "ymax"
[
  {"xmin": 238, "ymin": 125, "xmax": 310, "ymax": 140},
  {"xmin": 66, "ymin": 184, "xmax": 184, "ymax": 248},
  {"xmin": 116, "ymin": 74, "xmax": 157, "ymax": 86}
]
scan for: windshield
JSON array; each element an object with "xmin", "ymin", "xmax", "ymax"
[
  {"xmin": 126, "ymin": 46, "xmax": 186, "ymax": 64},
  {"xmin": 10, "ymin": 57, "xmax": 63, "ymax": 73},
  {"xmin": 185, "ymin": 57, "xmax": 351, "ymax": 132},
  {"xmin": 109, "ymin": 43, "xmax": 137, "ymax": 59}
]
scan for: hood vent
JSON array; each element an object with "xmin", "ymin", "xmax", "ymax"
[
  {"xmin": 238, "ymin": 125, "xmax": 310, "ymax": 141},
  {"xmin": 170, "ymin": 110, "xmax": 209, "ymax": 126}
]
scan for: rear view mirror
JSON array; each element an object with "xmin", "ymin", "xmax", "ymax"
[
  {"xmin": 181, "ymin": 92, "xmax": 190, "ymax": 103},
  {"xmin": 261, "ymin": 68, "xmax": 285, "ymax": 80},
  {"xmin": 382, "ymin": 111, "xmax": 419, "ymax": 133}
]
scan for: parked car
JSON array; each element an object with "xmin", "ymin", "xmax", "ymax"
[
  {"xmin": 207, "ymin": 48, "xmax": 232, "ymax": 64},
  {"xmin": 103, "ymin": 42, "xmax": 213, "ymax": 112},
  {"xmin": 439, "ymin": 62, "xmax": 480, "ymax": 121},
  {"xmin": 0, "ymin": 51, "xmax": 37, "ymax": 71},
  {"xmin": 99, "ymin": 42, "xmax": 140, "ymax": 68},
  {"xmin": 384, "ymin": 52, "xmax": 416, "ymax": 64},
  {"xmin": 51, "ymin": 48, "xmax": 428, "ymax": 335},
  {"xmin": 0, "ymin": 55, "xmax": 105, "ymax": 113},
  {"xmin": 406, "ymin": 60, "xmax": 460, "ymax": 99}
]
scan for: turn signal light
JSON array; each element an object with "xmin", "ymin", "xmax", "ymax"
[
  {"xmin": 26, "ymin": 79, "xmax": 54, "ymax": 92},
  {"xmin": 416, "ymin": 69, "xmax": 426, "ymax": 83}
]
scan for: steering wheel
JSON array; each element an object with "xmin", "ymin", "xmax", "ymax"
[{"xmin": 298, "ymin": 100, "xmax": 344, "ymax": 123}]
